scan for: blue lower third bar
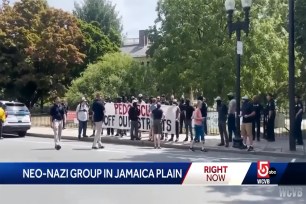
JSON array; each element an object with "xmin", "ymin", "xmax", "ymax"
[{"xmin": 0, "ymin": 163, "xmax": 191, "ymax": 184}]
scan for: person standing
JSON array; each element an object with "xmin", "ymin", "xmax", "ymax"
[
  {"xmin": 152, "ymin": 103, "xmax": 164, "ymax": 149},
  {"xmin": 198, "ymin": 96, "xmax": 208, "ymax": 138},
  {"xmin": 129, "ymin": 100, "xmax": 140, "ymax": 140},
  {"xmin": 240, "ymin": 96, "xmax": 256, "ymax": 151},
  {"xmin": 76, "ymin": 97, "xmax": 89, "ymax": 140},
  {"xmin": 160, "ymin": 94, "xmax": 169, "ymax": 140},
  {"xmin": 265, "ymin": 93, "xmax": 276, "ymax": 142},
  {"xmin": 184, "ymin": 99, "xmax": 194, "ymax": 142},
  {"xmin": 105, "ymin": 97, "xmax": 114, "ymax": 136},
  {"xmin": 190, "ymin": 100, "xmax": 207, "ymax": 152},
  {"xmin": 149, "ymin": 98, "xmax": 157, "ymax": 141},
  {"xmin": 92, "ymin": 93, "xmax": 105, "ymax": 149},
  {"xmin": 169, "ymin": 100, "xmax": 181, "ymax": 142},
  {"xmin": 215, "ymin": 96, "xmax": 229, "ymax": 147},
  {"xmin": 179, "ymin": 98, "xmax": 186, "ymax": 134},
  {"xmin": 61, "ymin": 99, "xmax": 68, "ymax": 129},
  {"xmin": 0, "ymin": 104, "xmax": 6, "ymax": 140},
  {"xmin": 227, "ymin": 92, "xmax": 236, "ymax": 142},
  {"xmin": 294, "ymin": 95, "xmax": 304, "ymax": 145},
  {"xmin": 50, "ymin": 97, "xmax": 65, "ymax": 150},
  {"xmin": 252, "ymin": 95, "xmax": 263, "ymax": 141}
]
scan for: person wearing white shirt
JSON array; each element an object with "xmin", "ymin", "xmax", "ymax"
[{"xmin": 76, "ymin": 97, "xmax": 89, "ymax": 140}]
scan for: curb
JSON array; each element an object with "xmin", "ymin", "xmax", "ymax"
[{"xmin": 27, "ymin": 133, "xmax": 305, "ymax": 159}]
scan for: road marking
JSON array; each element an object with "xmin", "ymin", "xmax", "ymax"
[{"xmin": 291, "ymin": 158, "xmax": 296, "ymax": 162}]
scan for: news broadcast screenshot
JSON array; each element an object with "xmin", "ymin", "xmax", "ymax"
[{"xmin": 0, "ymin": 0, "xmax": 306, "ymax": 203}]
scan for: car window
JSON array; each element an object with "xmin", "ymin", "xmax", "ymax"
[{"xmin": 4, "ymin": 103, "xmax": 29, "ymax": 112}]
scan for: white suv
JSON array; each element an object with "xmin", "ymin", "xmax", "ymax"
[{"xmin": 0, "ymin": 101, "xmax": 31, "ymax": 137}]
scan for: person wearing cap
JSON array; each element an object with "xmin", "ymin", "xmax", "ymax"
[
  {"xmin": 169, "ymin": 99, "xmax": 181, "ymax": 142},
  {"xmin": 294, "ymin": 95, "xmax": 304, "ymax": 145},
  {"xmin": 0, "ymin": 104, "xmax": 6, "ymax": 140},
  {"xmin": 138, "ymin": 94, "xmax": 145, "ymax": 104},
  {"xmin": 190, "ymin": 100, "xmax": 207, "ymax": 152},
  {"xmin": 76, "ymin": 97, "xmax": 89, "ymax": 140},
  {"xmin": 152, "ymin": 103, "xmax": 165, "ymax": 149},
  {"xmin": 227, "ymin": 92, "xmax": 236, "ymax": 142},
  {"xmin": 128, "ymin": 100, "xmax": 140, "ymax": 140},
  {"xmin": 240, "ymin": 96, "xmax": 256, "ymax": 151},
  {"xmin": 215, "ymin": 96, "xmax": 229, "ymax": 147},
  {"xmin": 252, "ymin": 95, "xmax": 263, "ymax": 141},
  {"xmin": 265, "ymin": 93, "xmax": 276, "ymax": 142}
]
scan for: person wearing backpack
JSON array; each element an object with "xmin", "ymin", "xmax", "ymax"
[
  {"xmin": 76, "ymin": 97, "xmax": 89, "ymax": 140},
  {"xmin": 215, "ymin": 96, "xmax": 229, "ymax": 147}
]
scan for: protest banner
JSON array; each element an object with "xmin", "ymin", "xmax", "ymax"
[{"xmin": 103, "ymin": 103, "xmax": 177, "ymax": 134}]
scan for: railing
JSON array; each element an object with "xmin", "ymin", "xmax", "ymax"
[{"xmin": 31, "ymin": 111, "xmax": 306, "ymax": 138}]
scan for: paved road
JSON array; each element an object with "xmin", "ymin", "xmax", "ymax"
[{"xmin": 0, "ymin": 136, "xmax": 305, "ymax": 204}]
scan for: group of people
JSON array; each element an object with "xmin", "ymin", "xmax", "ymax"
[
  {"xmin": 49, "ymin": 92, "xmax": 304, "ymax": 151},
  {"xmin": 50, "ymin": 93, "xmax": 106, "ymax": 150},
  {"xmin": 214, "ymin": 92, "xmax": 304, "ymax": 152}
]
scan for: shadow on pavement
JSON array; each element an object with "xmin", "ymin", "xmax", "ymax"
[
  {"xmin": 73, "ymin": 148, "xmax": 93, "ymax": 151},
  {"xmin": 32, "ymin": 148, "xmax": 55, "ymax": 151}
]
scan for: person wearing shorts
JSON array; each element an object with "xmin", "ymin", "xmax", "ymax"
[
  {"xmin": 190, "ymin": 100, "xmax": 206, "ymax": 152},
  {"xmin": 240, "ymin": 96, "xmax": 256, "ymax": 151},
  {"xmin": 152, "ymin": 103, "xmax": 164, "ymax": 149}
]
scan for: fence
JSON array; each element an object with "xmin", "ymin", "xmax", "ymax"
[{"xmin": 31, "ymin": 109, "xmax": 306, "ymax": 137}]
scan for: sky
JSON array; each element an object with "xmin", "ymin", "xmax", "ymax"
[{"xmin": 10, "ymin": 0, "xmax": 159, "ymax": 38}]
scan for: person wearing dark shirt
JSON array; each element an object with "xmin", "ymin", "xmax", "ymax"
[
  {"xmin": 184, "ymin": 99, "xmax": 195, "ymax": 141},
  {"xmin": 152, "ymin": 103, "xmax": 164, "ymax": 149},
  {"xmin": 252, "ymin": 95, "xmax": 263, "ymax": 141},
  {"xmin": 215, "ymin": 96, "xmax": 229, "ymax": 147},
  {"xmin": 129, "ymin": 100, "xmax": 140, "ymax": 140},
  {"xmin": 50, "ymin": 97, "xmax": 65, "ymax": 150},
  {"xmin": 161, "ymin": 94, "xmax": 170, "ymax": 105},
  {"xmin": 91, "ymin": 93, "xmax": 105, "ymax": 149},
  {"xmin": 61, "ymin": 99, "xmax": 68, "ymax": 129},
  {"xmin": 294, "ymin": 95, "xmax": 304, "ymax": 145},
  {"xmin": 265, "ymin": 93, "xmax": 276, "ymax": 142},
  {"xmin": 179, "ymin": 99, "xmax": 186, "ymax": 134},
  {"xmin": 240, "ymin": 96, "xmax": 256, "ymax": 151},
  {"xmin": 198, "ymin": 96, "xmax": 208, "ymax": 136}
]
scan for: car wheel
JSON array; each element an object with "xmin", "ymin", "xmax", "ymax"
[{"xmin": 18, "ymin": 131, "xmax": 27, "ymax": 137}]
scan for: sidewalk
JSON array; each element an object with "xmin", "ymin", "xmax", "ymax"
[{"xmin": 27, "ymin": 127, "xmax": 306, "ymax": 158}]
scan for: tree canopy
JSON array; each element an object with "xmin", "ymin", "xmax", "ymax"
[
  {"xmin": 146, "ymin": 0, "xmax": 301, "ymax": 105},
  {"xmin": 65, "ymin": 52, "xmax": 136, "ymax": 106},
  {"xmin": 0, "ymin": 0, "xmax": 85, "ymax": 106},
  {"xmin": 74, "ymin": 0, "xmax": 122, "ymax": 47}
]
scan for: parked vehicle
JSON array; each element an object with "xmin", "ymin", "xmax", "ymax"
[{"xmin": 0, "ymin": 101, "xmax": 31, "ymax": 137}]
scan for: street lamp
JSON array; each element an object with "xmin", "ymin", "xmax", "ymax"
[{"xmin": 225, "ymin": 0, "xmax": 252, "ymax": 148}]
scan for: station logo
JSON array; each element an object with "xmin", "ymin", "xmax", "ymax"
[{"xmin": 257, "ymin": 161, "xmax": 277, "ymax": 184}]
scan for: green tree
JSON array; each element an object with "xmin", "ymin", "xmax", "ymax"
[
  {"xmin": 0, "ymin": 0, "xmax": 85, "ymax": 107},
  {"xmin": 68, "ymin": 20, "xmax": 119, "ymax": 80},
  {"xmin": 65, "ymin": 53, "xmax": 136, "ymax": 106},
  {"xmin": 148, "ymin": 0, "xmax": 297, "ymax": 105},
  {"xmin": 295, "ymin": 0, "xmax": 306, "ymax": 96},
  {"xmin": 74, "ymin": 0, "xmax": 122, "ymax": 47}
]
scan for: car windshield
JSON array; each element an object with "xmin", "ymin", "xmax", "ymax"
[{"xmin": 4, "ymin": 103, "xmax": 29, "ymax": 112}]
